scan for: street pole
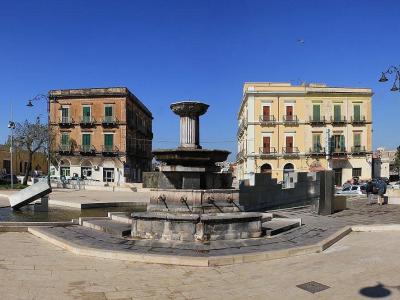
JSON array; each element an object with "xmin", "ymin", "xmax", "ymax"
[
  {"xmin": 9, "ymin": 103, "xmax": 15, "ymax": 189},
  {"xmin": 47, "ymin": 94, "xmax": 51, "ymax": 187}
]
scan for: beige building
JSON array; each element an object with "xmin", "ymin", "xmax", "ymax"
[
  {"xmin": 49, "ymin": 87, "xmax": 153, "ymax": 184},
  {"xmin": 236, "ymin": 82, "xmax": 373, "ymax": 186}
]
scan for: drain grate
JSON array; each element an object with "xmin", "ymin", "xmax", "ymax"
[{"xmin": 296, "ymin": 281, "xmax": 330, "ymax": 294}]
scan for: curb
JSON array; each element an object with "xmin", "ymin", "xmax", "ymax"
[{"xmin": 3, "ymin": 223, "xmax": 396, "ymax": 267}]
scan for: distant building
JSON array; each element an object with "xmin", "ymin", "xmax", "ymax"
[
  {"xmin": 49, "ymin": 87, "xmax": 153, "ymax": 184},
  {"xmin": 236, "ymin": 82, "xmax": 373, "ymax": 186},
  {"xmin": 0, "ymin": 145, "xmax": 48, "ymax": 176},
  {"xmin": 373, "ymin": 147, "xmax": 398, "ymax": 181}
]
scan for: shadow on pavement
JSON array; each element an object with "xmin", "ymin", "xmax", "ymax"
[{"xmin": 359, "ymin": 282, "xmax": 400, "ymax": 298}]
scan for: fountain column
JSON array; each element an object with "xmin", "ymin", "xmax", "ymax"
[{"xmin": 170, "ymin": 102, "xmax": 209, "ymax": 149}]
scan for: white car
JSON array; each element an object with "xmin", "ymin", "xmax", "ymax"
[
  {"xmin": 336, "ymin": 185, "xmax": 367, "ymax": 195},
  {"xmin": 389, "ymin": 182, "xmax": 400, "ymax": 189}
]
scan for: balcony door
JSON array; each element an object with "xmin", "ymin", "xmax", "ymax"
[
  {"xmin": 334, "ymin": 105, "xmax": 341, "ymax": 122},
  {"xmin": 354, "ymin": 105, "xmax": 361, "ymax": 121},
  {"xmin": 61, "ymin": 107, "xmax": 69, "ymax": 122},
  {"xmin": 332, "ymin": 135, "xmax": 345, "ymax": 152},
  {"xmin": 313, "ymin": 105, "xmax": 320, "ymax": 122},
  {"xmin": 263, "ymin": 106, "xmax": 270, "ymax": 121},
  {"xmin": 104, "ymin": 105, "xmax": 113, "ymax": 122},
  {"xmin": 286, "ymin": 106, "xmax": 293, "ymax": 121},
  {"xmin": 104, "ymin": 134, "xmax": 114, "ymax": 151},
  {"xmin": 82, "ymin": 106, "xmax": 91, "ymax": 122},
  {"xmin": 263, "ymin": 136, "xmax": 270, "ymax": 154},
  {"xmin": 312, "ymin": 134, "xmax": 321, "ymax": 152},
  {"xmin": 82, "ymin": 133, "xmax": 91, "ymax": 151},
  {"xmin": 286, "ymin": 136, "xmax": 293, "ymax": 153}
]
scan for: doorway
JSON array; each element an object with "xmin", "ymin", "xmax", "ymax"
[
  {"xmin": 103, "ymin": 168, "xmax": 115, "ymax": 183},
  {"xmin": 333, "ymin": 168, "xmax": 342, "ymax": 186}
]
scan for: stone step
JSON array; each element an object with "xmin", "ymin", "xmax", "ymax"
[
  {"xmin": 108, "ymin": 212, "xmax": 133, "ymax": 224},
  {"xmin": 262, "ymin": 218, "xmax": 301, "ymax": 236},
  {"xmin": 80, "ymin": 217, "xmax": 132, "ymax": 237}
]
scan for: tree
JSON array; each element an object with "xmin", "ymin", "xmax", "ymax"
[
  {"xmin": 394, "ymin": 146, "xmax": 400, "ymax": 178},
  {"xmin": 13, "ymin": 119, "xmax": 48, "ymax": 185}
]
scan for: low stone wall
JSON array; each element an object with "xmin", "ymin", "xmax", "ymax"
[{"xmin": 239, "ymin": 172, "xmax": 321, "ymax": 211}]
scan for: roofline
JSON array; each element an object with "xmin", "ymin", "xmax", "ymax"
[{"xmin": 49, "ymin": 87, "xmax": 153, "ymax": 118}]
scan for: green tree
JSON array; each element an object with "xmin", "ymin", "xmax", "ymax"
[{"xmin": 394, "ymin": 146, "xmax": 400, "ymax": 177}]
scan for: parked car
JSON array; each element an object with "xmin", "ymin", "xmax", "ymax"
[
  {"xmin": 389, "ymin": 182, "xmax": 400, "ymax": 189},
  {"xmin": 0, "ymin": 174, "xmax": 19, "ymax": 185},
  {"xmin": 336, "ymin": 184, "xmax": 367, "ymax": 195}
]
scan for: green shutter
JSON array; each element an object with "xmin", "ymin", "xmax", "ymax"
[
  {"xmin": 83, "ymin": 106, "xmax": 91, "ymax": 117},
  {"xmin": 61, "ymin": 133, "xmax": 69, "ymax": 145},
  {"xmin": 62, "ymin": 108, "xmax": 69, "ymax": 118},
  {"xmin": 334, "ymin": 105, "xmax": 341, "ymax": 121},
  {"xmin": 313, "ymin": 105, "xmax": 320, "ymax": 121},
  {"xmin": 105, "ymin": 106, "xmax": 113, "ymax": 117},
  {"xmin": 354, "ymin": 133, "xmax": 361, "ymax": 147},
  {"xmin": 354, "ymin": 105, "xmax": 360, "ymax": 121},
  {"xmin": 312, "ymin": 135, "xmax": 321, "ymax": 151},
  {"xmin": 82, "ymin": 134, "xmax": 91, "ymax": 146},
  {"xmin": 104, "ymin": 134, "xmax": 113, "ymax": 147},
  {"xmin": 340, "ymin": 135, "xmax": 345, "ymax": 151}
]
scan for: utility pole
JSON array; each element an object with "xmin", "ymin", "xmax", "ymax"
[{"xmin": 8, "ymin": 103, "xmax": 16, "ymax": 189}]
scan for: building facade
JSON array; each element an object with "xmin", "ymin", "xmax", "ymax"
[
  {"xmin": 0, "ymin": 145, "xmax": 48, "ymax": 176},
  {"xmin": 49, "ymin": 87, "xmax": 153, "ymax": 184},
  {"xmin": 373, "ymin": 148, "xmax": 399, "ymax": 181},
  {"xmin": 237, "ymin": 82, "xmax": 373, "ymax": 186}
]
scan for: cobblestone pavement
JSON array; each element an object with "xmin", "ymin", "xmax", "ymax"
[{"xmin": 1, "ymin": 230, "xmax": 400, "ymax": 299}]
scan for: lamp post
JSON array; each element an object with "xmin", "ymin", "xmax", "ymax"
[
  {"xmin": 379, "ymin": 65, "xmax": 400, "ymax": 92},
  {"xmin": 26, "ymin": 94, "xmax": 58, "ymax": 186},
  {"xmin": 8, "ymin": 120, "xmax": 15, "ymax": 188}
]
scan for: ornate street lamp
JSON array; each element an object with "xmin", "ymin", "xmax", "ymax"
[
  {"xmin": 26, "ymin": 94, "xmax": 59, "ymax": 186},
  {"xmin": 379, "ymin": 65, "xmax": 400, "ymax": 92}
]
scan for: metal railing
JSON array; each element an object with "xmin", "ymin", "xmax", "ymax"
[
  {"xmin": 236, "ymin": 120, "xmax": 247, "ymax": 137},
  {"xmin": 351, "ymin": 145, "xmax": 367, "ymax": 153},
  {"xmin": 309, "ymin": 116, "xmax": 326, "ymax": 125},
  {"xmin": 79, "ymin": 145, "xmax": 96, "ymax": 154},
  {"xmin": 101, "ymin": 145, "xmax": 119, "ymax": 153},
  {"xmin": 331, "ymin": 147, "xmax": 347, "ymax": 154},
  {"xmin": 259, "ymin": 146, "xmax": 277, "ymax": 156},
  {"xmin": 282, "ymin": 146, "xmax": 300, "ymax": 155},
  {"xmin": 59, "ymin": 144, "xmax": 72, "ymax": 153},
  {"xmin": 102, "ymin": 116, "xmax": 118, "ymax": 125},
  {"xmin": 308, "ymin": 146, "xmax": 326, "ymax": 155},
  {"xmin": 259, "ymin": 115, "xmax": 276, "ymax": 124},
  {"xmin": 331, "ymin": 116, "xmax": 347, "ymax": 125},
  {"xmin": 80, "ymin": 116, "xmax": 96, "ymax": 125},
  {"xmin": 282, "ymin": 115, "xmax": 299, "ymax": 124},
  {"xmin": 351, "ymin": 116, "xmax": 366, "ymax": 124},
  {"xmin": 59, "ymin": 116, "xmax": 73, "ymax": 125}
]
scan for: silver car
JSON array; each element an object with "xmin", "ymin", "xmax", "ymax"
[{"xmin": 337, "ymin": 185, "xmax": 367, "ymax": 195}]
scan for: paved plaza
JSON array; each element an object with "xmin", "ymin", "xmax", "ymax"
[{"xmin": 1, "ymin": 230, "xmax": 400, "ymax": 300}]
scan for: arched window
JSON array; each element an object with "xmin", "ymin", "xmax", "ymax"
[
  {"xmin": 283, "ymin": 163, "xmax": 294, "ymax": 173},
  {"xmin": 260, "ymin": 163, "xmax": 272, "ymax": 174}
]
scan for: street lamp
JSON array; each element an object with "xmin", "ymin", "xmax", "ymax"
[
  {"xmin": 7, "ymin": 120, "xmax": 15, "ymax": 189},
  {"xmin": 379, "ymin": 65, "xmax": 400, "ymax": 92},
  {"xmin": 26, "ymin": 94, "xmax": 59, "ymax": 186}
]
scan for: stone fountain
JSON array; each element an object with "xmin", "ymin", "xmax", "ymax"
[{"xmin": 131, "ymin": 101, "xmax": 262, "ymax": 242}]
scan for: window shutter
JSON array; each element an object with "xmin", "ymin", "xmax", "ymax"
[{"xmin": 313, "ymin": 105, "xmax": 320, "ymax": 121}]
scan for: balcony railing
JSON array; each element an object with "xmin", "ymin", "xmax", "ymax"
[
  {"xmin": 331, "ymin": 116, "xmax": 346, "ymax": 125},
  {"xmin": 236, "ymin": 120, "xmax": 247, "ymax": 137},
  {"xmin": 331, "ymin": 147, "xmax": 347, "ymax": 155},
  {"xmin": 351, "ymin": 146, "xmax": 367, "ymax": 154},
  {"xmin": 308, "ymin": 146, "xmax": 326, "ymax": 156},
  {"xmin": 259, "ymin": 115, "xmax": 276, "ymax": 124},
  {"xmin": 259, "ymin": 147, "xmax": 278, "ymax": 157},
  {"xmin": 79, "ymin": 145, "xmax": 96, "ymax": 155},
  {"xmin": 101, "ymin": 145, "xmax": 119, "ymax": 155},
  {"xmin": 80, "ymin": 116, "xmax": 96, "ymax": 126},
  {"xmin": 351, "ymin": 116, "xmax": 366, "ymax": 125},
  {"xmin": 236, "ymin": 150, "xmax": 245, "ymax": 162},
  {"xmin": 102, "ymin": 116, "xmax": 119, "ymax": 126},
  {"xmin": 282, "ymin": 146, "xmax": 300, "ymax": 156},
  {"xmin": 59, "ymin": 117, "xmax": 73, "ymax": 126},
  {"xmin": 58, "ymin": 144, "xmax": 72, "ymax": 154},
  {"xmin": 282, "ymin": 115, "xmax": 299, "ymax": 124},
  {"xmin": 309, "ymin": 116, "xmax": 326, "ymax": 125}
]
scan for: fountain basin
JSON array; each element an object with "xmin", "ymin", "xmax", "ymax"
[
  {"xmin": 131, "ymin": 212, "xmax": 262, "ymax": 242},
  {"xmin": 152, "ymin": 148, "xmax": 230, "ymax": 167}
]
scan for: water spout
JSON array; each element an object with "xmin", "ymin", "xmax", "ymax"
[
  {"xmin": 227, "ymin": 196, "xmax": 242, "ymax": 212},
  {"xmin": 207, "ymin": 196, "xmax": 223, "ymax": 213},
  {"xmin": 180, "ymin": 196, "xmax": 192, "ymax": 212},
  {"xmin": 158, "ymin": 194, "xmax": 169, "ymax": 210}
]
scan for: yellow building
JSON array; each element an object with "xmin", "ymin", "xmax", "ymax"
[{"xmin": 236, "ymin": 82, "xmax": 373, "ymax": 186}]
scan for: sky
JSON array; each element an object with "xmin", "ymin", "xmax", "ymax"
[{"xmin": 0, "ymin": 0, "xmax": 399, "ymax": 160}]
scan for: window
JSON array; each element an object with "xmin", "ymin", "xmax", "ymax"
[
  {"xmin": 312, "ymin": 134, "xmax": 321, "ymax": 151},
  {"xmin": 354, "ymin": 133, "xmax": 361, "ymax": 147},
  {"xmin": 352, "ymin": 168, "xmax": 362, "ymax": 177},
  {"xmin": 104, "ymin": 105, "xmax": 113, "ymax": 122},
  {"xmin": 332, "ymin": 135, "xmax": 345, "ymax": 152},
  {"xmin": 61, "ymin": 133, "xmax": 70, "ymax": 145},
  {"xmin": 82, "ymin": 106, "xmax": 91, "ymax": 122},
  {"xmin": 81, "ymin": 167, "xmax": 92, "ymax": 178},
  {"xmin": 61, "ymin": 107, "xmax": 70, "ymax": 122},
  {"xmin": 334, "ymin": 105, "xmax": 341, "ymax": 121},
  {"xmin": 312, "ymin": 105, "xmax": 320, "ymax": 121},
  {"xmin": 104, "ymin": 134, "xmax": 114, "ymax": 151},
  {"xmin": 3, "ymin": 160, "xmax": 10, "ymax": 174},
  {"xmin": 351, "ymin": 186, "xmax": 358, "ymax": 191},
  {"xmin": 60, "ymin": 167, "xmax": 70, "ymax": 177},
  {"xmin": 286, "ymin": 106, "xmax": 293, "ymax": 121},
  {"xmin": 82, "ymin": 133, "xmax": 91, "ymax": 151},
  {"xmin": 353, "ymin": 104, "xmax": 361, "ymax": 121}
]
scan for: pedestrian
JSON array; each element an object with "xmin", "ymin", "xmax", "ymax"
[
  {"xmin": 377, "ymin": 179, "xmax": 387, "ymax": 205},
  {"xmin": 366, "ymin": 180, "xmax": 374, "ymax": 205}
]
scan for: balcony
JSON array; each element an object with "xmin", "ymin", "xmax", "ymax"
[
  {"xmin": 331, "ymin": 147, "xmax": 348, "ymax": 156},
  {"xmin": 236, "ymin": 150, "xmax": 245, "ymax": 162},
  {"xmin": 282, "ymin": 146, "xmax": 300, "ymax": 157},
  {"xmin": 259, "ymin": 147, "xmax": 278, "ymax": 158},
  {"xmin": 351, "ymin": 146, "xmax": 367, "ymax": 155},
  {"xmin": 80, "ymin": 116, "xmax": 96, "ymax": 127},
  {"xmin": 236, "ymin": 120, "xmax": 247, "ymax": 138},
  {"xmin": 309, "ymin": 116, "xmax": 326, "ymax": 126},
  {"xmin": 102, "ymin": 116, "xmax": 119, "ymax": 127},
  {"xmin": 351, "ymin": 116, "xmax": 366, "ymax": 125},
  {"xmin": 79, "ymin": 145, "xmax": 96, "ymax": 155},
  {"xmin": 259, "ymin": 115, "xmax": 276, "ymax": 125},
  {"xmin": 58, "ymin": 144, "xmax": 73, "ymax": 155},
  {"xmin": 59, "ymin": 117, "xmax": 74, "ymax": 127},
  {"xmin": 331, "ymin": 116, "xmax": 347, "ymax": 126},
  {"xmin": 308, "ymin": 146, "xmax": 326, "ymax": 156},
  {"xmin": 101, "ymin": 145, "xmax": 119, "ymax": 156},
  {"xmin": 282, "ymin": 115, "xmax": 299, "ymax": 125}
]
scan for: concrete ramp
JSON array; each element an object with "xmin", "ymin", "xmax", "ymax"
[{"xmin": 9, "ymin": 181, "xmax": 51, "ymax": 210}]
